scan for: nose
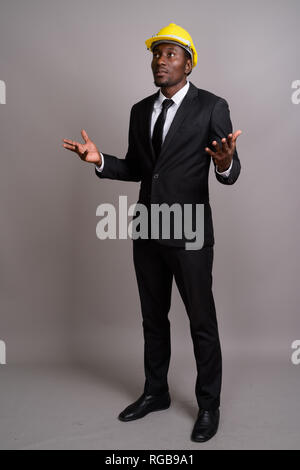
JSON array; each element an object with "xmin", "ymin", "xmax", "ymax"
[{"xmin": 156, "ymin": 53, "xmax": 167, "ymax": 66}]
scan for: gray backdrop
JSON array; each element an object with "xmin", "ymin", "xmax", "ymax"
[{"xmin": 0, "ymin": 0, "xmax": 299, "ymax": 391}]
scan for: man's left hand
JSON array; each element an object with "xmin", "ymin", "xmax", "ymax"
[{"xmin": 205, "ymin": 130, "xmax": 242, "ymax": 172}]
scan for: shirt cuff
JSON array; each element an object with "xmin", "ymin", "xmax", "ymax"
[
  {"xmin": 95, "ymin": 153, "xmax": 104, "ymax": 172},
  {"xmin": 215, "ymin": 159, "xmax": 233, "ymax": 177}
]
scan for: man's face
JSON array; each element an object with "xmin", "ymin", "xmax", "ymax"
[{"xmin": 151, "ymin": 43, "xmax": 191, "ymax": 88}]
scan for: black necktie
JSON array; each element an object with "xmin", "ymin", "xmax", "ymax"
[{"xmin": 152, "ymin": 99, "xmax": 174, "ymax": 159}]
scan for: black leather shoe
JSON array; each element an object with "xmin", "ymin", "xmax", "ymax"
[
  {"xmin": 191, "ymin": 408, "xmax": 220, "ymax": 442},
  {"xmin": 118, "ymin": 391, "xmax": 171, "ymax": 422}
]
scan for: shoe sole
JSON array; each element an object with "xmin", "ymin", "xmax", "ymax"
[
  {"xmin": 191, "ymin": 425, "xmax": 219, "ymax": 443},
  {"xmin": 118, "ymin": 403, "xmax": 171, "ymax": 422}
]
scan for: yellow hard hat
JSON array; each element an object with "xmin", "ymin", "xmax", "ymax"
[{"xmin": 145, "ymin": 23, "xmax": 198, "ymax": 68}]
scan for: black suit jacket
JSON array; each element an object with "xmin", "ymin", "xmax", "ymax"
[{"xmin": 95, "ymin": 81, "xmax": 241, "ymax": 248}]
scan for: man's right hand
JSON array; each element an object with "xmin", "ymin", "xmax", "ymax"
[{"xmin": 62, "ymin": 129, "xmax": 102, "ymax": 166}]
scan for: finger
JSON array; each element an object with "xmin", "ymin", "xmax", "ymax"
[
  {"xmin": 232, "ymin": 129, "xmax": 242, "ymax": 142},
  {"xmin": 221, "ymin": 137, "xmax": 229, "ymax": 153},
  {"xmin": 227, "ymin": 133, "xmax": 233, "ymax": 148},
  {"xmin": 205, "ymin": 147, "xmax": 216, "ymax": 157},
  {"xmin": 212, "ymin": 140, "xmax": 221, "ymax": 152},
  {"xmin": 63, "ymin": 143, "xmax": 78, "ymax": 152},
  {"xmin": 81, "ymin": 129, "xmax": 89, "ymax": 143},
  {"xmin": 63, "ymin": 138, "xmax": 79, "ymax": 148}
]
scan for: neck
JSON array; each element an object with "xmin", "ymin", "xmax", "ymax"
[{"xmin": 161, "ymin": 79, "xmax": 187, "ymax": 99}]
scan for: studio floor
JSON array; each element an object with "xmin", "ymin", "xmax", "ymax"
[{"xmin": 0, "ymin": 353, "xmax": 299, "ymax": 450}]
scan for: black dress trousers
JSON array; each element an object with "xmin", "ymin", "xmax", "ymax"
[{"xmin": 132, "ymin": 238, "xmax": 222, "ymax": 411}]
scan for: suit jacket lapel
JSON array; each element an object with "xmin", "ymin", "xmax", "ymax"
[
  {"xmin": 142, "ymin": 82, "xmax": 198, "ymax": 166},
  {"xmin": 159, "ymin": 81, "xmax": 198, "ymax": 161},
  {"xmin": 143, "ymin": 91, "xmax": 159, "ymax": 164}
]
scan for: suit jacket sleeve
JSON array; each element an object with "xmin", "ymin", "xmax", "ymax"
[
  {"xmin": 94, "ymin": 105, "xmax": 141, "ymax": 182},
  {"xmin": 208, "ymin": 97, "xmax": 241, "ymax": 185}
]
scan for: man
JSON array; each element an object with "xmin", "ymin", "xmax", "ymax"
[{"xmin": 62, "ymin": 23, "xmax": 241, "ymax": 443}]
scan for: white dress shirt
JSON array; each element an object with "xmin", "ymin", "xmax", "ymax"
[{"xmin": 95, "ymin": 80, "xmax": 232, "ymax": 177}]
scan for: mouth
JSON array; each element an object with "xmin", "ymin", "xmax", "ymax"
[{"xmin": 154, "ymin": 70, "xmax": 168, "ymax": 77}]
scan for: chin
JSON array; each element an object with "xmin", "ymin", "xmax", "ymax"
[{"xmin": 153, "ymin": 77, "xmax": 170, "ymax": 88}]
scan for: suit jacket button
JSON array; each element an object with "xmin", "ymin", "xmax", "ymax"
[{"xmin": 153, "ymin": 173, "xmax": 159, "ymax": 179}]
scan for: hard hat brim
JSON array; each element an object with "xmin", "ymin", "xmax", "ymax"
[{"xmin": 150, "ymin": 40, "xmax": 193, "ymax": 65}]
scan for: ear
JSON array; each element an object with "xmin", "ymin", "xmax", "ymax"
[{"xmin": 185, "ymin": 58, "xmax": 192, "ymax": 75}]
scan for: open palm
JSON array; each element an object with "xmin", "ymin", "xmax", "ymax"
[
  {"xmin": 62, "ymin": 129, "xmax": 101, "ymax": 165},
  {"xmin": 205, "ymin": 130, "xmax": 242, "ymax": 173}
]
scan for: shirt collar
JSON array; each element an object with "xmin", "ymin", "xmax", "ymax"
[{"xmin": 154, "ymin": 80, "xmax": 190, "ymax": 109}]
